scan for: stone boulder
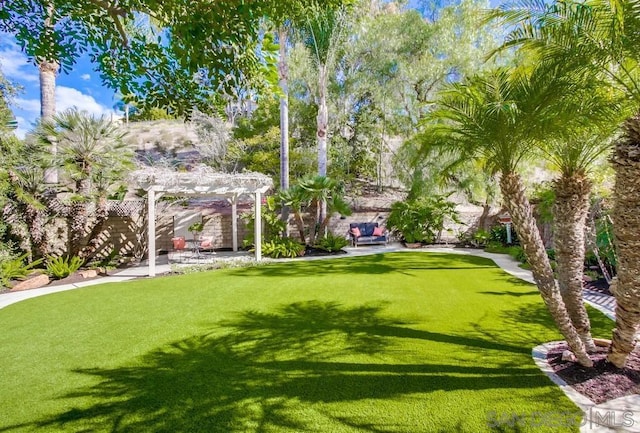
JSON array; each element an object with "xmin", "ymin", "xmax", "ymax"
[{"xmin": 11, "ymin": 274, "xmax": 50, "ymax": 292}]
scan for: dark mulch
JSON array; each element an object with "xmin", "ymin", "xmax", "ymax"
[
  {"xmin": 547, "ymin": 342, "xmax": 640, "ymax": 404},
  {"xmin": 584, "ymin": 277, "xmax": 612, "ymax": 296}
]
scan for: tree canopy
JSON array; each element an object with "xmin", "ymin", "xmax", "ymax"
[{"xmin": 0, "ymin": 0, "xmax": 352, "ymax": 116}]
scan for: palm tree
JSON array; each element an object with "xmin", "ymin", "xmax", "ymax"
[
  {"xmin": 36, "ymin": 109, "xmax": 133, "ymax": 257},
  {"xmin": 299, "ymin": 175, "xmax": 351, "ymax": 243},
  {"xmin": 279, "ymin": 175, "xmax": 351, "ymax": 245},
  {"xmin": 298, "ymin": 6, "xmax": 345, "ymax": 226},
  {"xmin": 493, "ymin": 0, "xmax": 640, "ymax": 367},
  {"xmin": 531, "ymin": 67, "xmax": 626, "ymax": 353},
  {"xmin": 278, "ymin": 185, "xmax": 309, "ymax": 244},
  {"xmin": 419, "ymin": 67, "xmax": 593, "ymax": 367},
  {"xmin": 544, "ymin": 131, "xmax": 617, "ymax": 353},
  {"xmin": 1, "ymin": 137, "xmax": 53, "ymax": 260}
]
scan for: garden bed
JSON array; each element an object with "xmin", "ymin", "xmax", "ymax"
[{"xmin": 547, "ymin": 342, "xmax": 640, "ymax": 404}]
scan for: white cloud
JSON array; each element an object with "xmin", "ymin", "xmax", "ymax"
[
  {"xmin": 14, "ymin": 97, "xmax": 41, "ymax": 114},
  {"xmin": 56, "ymin": 86, "xmax": 113, "ymax": 118},
  {"xmin": 81, "ymin": 73, "xmax": 91, "ymax": 81},
  {"xmin": 0, "ymin": 44, "xmax": 38, "ymax": 83},
  {"xmin": 12, "ymin": 88, "xmax": 115, "ymax": 137},
  {"xmin": 14, "ymin": 116, "xmax": 28, "ymax": 139}
]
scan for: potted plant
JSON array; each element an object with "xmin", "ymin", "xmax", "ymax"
[{"xmin": 188, "ymin": 221, "xmax": 204, "ymax": 243}]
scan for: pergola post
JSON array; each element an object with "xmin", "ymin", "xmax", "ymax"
[
  {"xmin": 254, "ymin": 191, "xmax": 262, "ymax": 261},
  {"xmin": 147, "ymin": 188, "xmax": 156, "ymax": 277},
  {"xmin": 231, "ymin": 195, "xmax": 238, "ymax": 252}
]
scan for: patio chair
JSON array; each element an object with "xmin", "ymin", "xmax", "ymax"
[
  {"xmin": 171, "ymin": 236, "xmax": 187, "ymax": 261},
  {"xmin": 199, "ymin": 236, "xmax": 216, "ymax": 256}
]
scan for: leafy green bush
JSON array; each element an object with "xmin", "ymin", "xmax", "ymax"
[
  {"xmin": 243, "ymin": 196, "xmax": 287, "ymax": 248},
  {"xmin": 315, "ymin": 233, "xmax": 349, "ymax": 253},
  {"xmin": 46, "ymin": 256, "xmax": 84, "ymax": 280},
  {"xmin": 388, "ymin": 195, "xmax": 460, "ymax": 244},
  {"xmin": 0, "ymin": 254, "xmax": 43, "ymax": 288},
  {"xmin": 261, "ymin": 238, "xmax": 305, "ymax": 259},
  {"xmin": 489, "ymin": 224, "xmax": 519, "ymax": 245},
  {"xmin": 508, "ymin": 246, "xmax": 527, "ymax": 264},
  {"xmin": 87, "ymin": 249, "xmax": 121, "ymax": 271},
  {"xmin": 472, "ymin": 229, "xmax": 490, "ymax": 247}
]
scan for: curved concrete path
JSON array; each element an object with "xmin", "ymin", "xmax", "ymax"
[{"xmin": 0, "ymin": 244, "xmax": 634, "ymax": 432}]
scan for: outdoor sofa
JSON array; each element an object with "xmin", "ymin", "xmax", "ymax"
[{"xmin": 349, "ymin": 222, "xmax": 389, "ymax": 247}]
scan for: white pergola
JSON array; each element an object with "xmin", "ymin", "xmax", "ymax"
[{"xmin": 130, "ymin": 166, "xmax": 273, "ymax": 277}]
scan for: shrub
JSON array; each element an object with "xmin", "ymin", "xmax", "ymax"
[
  {"xmin": 243, "ymin": 196, "xmax": 287, "ymax": 247},
  {"xmin": 507, "ymin": 246, "xmax": 527, "ymax": 264},
  {"xmin": 387, "ymin": 195, "xmax": 460, "ymax": 244},
  {"xmin": 46, "ymin": 256, "xmax": 84, "ymax": 280},
  {"xmin": 0, "ymin": 254, "xmax": 43, "ymax": 288},
  {"xmin": 315, "ymin": 233, "xmax": 349, "ymax": 253},
  {"xmin": 261, "ymin": 238, "xmax": 305, "ymax": 259},
  {"xmin": 489, "ymin": 224, "xmax": 519, "ymax": 245},
  {"xmin": 472, "ymin": 229, "xmax": 490, "ymax": 247},
  {"xmin": 484, "ymin": 241, "xmax": 510, "ymax": 254}
]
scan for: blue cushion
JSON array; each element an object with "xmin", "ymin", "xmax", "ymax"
[
  {"xmin": 363, "ymin": 223, "xmax": 377, "ymax": 237},
  {"xmin": 350, "ymin": 222, "xmax": 381, "ymax": 238}
]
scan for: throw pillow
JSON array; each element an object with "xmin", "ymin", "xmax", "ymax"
[
  {"xmin": 351, "ymin": 227, "xmax": 361, "ymax": 237},
  {"xmin": 373, "ymin": 226, "xmax": 384, "ymax": 237}
]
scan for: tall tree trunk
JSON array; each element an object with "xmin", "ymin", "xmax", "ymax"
[
  {"xmin": 41, "ymin": 1, "xmax": 58, "ymax": 184},
  {"xmin": 68, "ymin": 176, "xmax": 92, "ymax": 257},
  {"xmin": 80, "ymin": 194, "xmax": 109, "ymax": 261},
  {"xmin": 553, "ymin": 173, "xmax": 596, "ymax": 352},
  {"xmin": 608, "ymin": 114, "xmax": 640, "ymax": 368},
  {"xmin": 317, "ymin": 65, "xmax": 329, "ymax": 228},
  {"xmin": 500, "ymin": 172, "xmax": 592, "ymax": 367},
  {"xmin": 68, "ymin": 201, "xmax": 88, "ymax": 257},
  {"xmin": 278, "ymin": 26, "xmax": 290, "ymax": 236},
  {"xmin": 278, "ymin": 27, "xmax": 290, "ymax": 192},
  {"xmin": 40, "ymin": 60, "xmax": 58, "ymax": 184},
  {"xmin": 293, "ymin": 209, "xmax": 306, "ymax": 244}
]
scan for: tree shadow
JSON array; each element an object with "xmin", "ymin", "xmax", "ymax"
[
  {"xmin": 479, "ymin": 291, "xmax": 539, "ymax": 297},
  {"xmin": 14, "ymin": 300, "xmax": 553, "ymax": 433},
  {"xmin": 234, "ymin": 252, "xmax": 499, "ymax": 278}
]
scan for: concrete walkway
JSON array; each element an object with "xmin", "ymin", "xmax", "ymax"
[{"xmin": 0, "ymin": 244, "xmax": 634, "ymax": 431}]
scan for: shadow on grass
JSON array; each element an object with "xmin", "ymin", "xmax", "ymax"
[
  {"xmin": 234, "ymin": 253, "xmax": 499, "ymax": 278},
  {"xmin": 479, "ymin": 291, "xmax": 539, "ymax": 297},
  {"xmin": 16, "ymin": 301, "xmax": 550, "ymax": 433}
]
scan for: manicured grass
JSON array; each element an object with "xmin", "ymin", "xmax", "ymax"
[{"xmin": 0, "ymin": 252, "xmax": 613, "ymax": 432}]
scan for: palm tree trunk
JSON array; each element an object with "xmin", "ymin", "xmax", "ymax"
[
  {"xmin": 40, "ymin": 60, "xmax": 58, "ymax": 184},
  {"xmin": 500, "ymin": 172, "xmax": 592, "ymax": 367},
  {"xmin": 608, "ymin": 114, "xmax": 640, "ymax": 368},
  {"xmin": 290, "ymin": 208, "xmax": 306, "ymax": 244},
  {"xmin": 80, "ymin": 195, "xmax": 109, "ymax": 261},
  {"xmin": 41, "ymin": 1, "xmax": 58, "ymax": 184},
  {"xmin": 68, "ymin": 201, "xmax": 88, "ymax": 257},
  {"xmin": 26, "ymin": 204, "xmax": 50, "ymax": 260},
  {"xmin": 553, "ymin": 173, "xmax": 596, "ymax": 352}
]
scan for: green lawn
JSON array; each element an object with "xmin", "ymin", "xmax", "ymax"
[{"xmin": 0, "ymin": 252, "xmax": 613, "ymax": 432}]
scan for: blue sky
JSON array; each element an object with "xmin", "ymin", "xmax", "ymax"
[{"xmin": 1, "ymin": 36, "xmax": 119, "ymax": 139}]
